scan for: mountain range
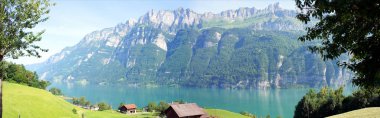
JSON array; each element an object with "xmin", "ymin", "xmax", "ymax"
[{"xmin": 28, "ymin": 3, "xmax": 352, "ymax": 89}]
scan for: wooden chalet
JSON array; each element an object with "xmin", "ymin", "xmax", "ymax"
[
  {"xmin": 165, "ymin": 103, "xmax": 208, "ymax": 118},
  {"xmin": 119, "ymin": 104, "xmax": 137, "ymax": 114}
]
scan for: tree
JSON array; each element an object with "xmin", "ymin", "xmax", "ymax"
[
  {"xmin": 156, "ymin": 101, "xmax": 169, "ymax": 116},
  {"xmin": 118, "ymin": 102, "xmax": 125, "ymax": 111},
  {"xmin": 72, "ymin": 97, "xmax": 79, "ymax": 105},
  {"xmin": 1, "ymin": 61, "xmax": 50, "ymax": 89},
  {"xmin": 84, "ymin": 101, "xmax": 90, "ymax": 107},
  {"xmin": 294, "ymin": 87, "xmax": 345, "ymax": 118},
  {"xmin": 90, "ymin": 104, "xmax": 96, "ymax": 109},
  {"xmin": 97, "ymin": 102, "xmax": 111, "ymax": 111},
  {"xmin": 49, "ymin": 87, "xmax": 63, "ymax": 96},
  {"xmin": 0, "ymin": 0, "xmax": 53, "ymax": 116},
  {"xmin": 146, "ymin": 102, "xmax": 157, "ymax": 112},
  {"xmin": 174, "ymin": 99, "xmax": 185, "ymax": 104},
  {"xmin": 295, "ymin": 0, "xmax": 380, "ymax": 88},
  {"xmin": 79, "ymin": 97, "xmax": 86, "ymax": 106}
]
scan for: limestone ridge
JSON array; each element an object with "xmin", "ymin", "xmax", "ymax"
[
  {"xmin": 27, "ymin": 4, "xmax": 351, "ymax": 88},
  {"xmin": 137, "ymin": 3, "xmax": 300, "ymax": 32}
]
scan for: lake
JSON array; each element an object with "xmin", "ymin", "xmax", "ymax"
[{"xmin": 50, "ymin": 82, "xmax": 355, "ymax": 118}]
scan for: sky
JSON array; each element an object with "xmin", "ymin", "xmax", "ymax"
[{"xmin": 7, "ymin": 0, "xmax": 296, "ymax": 65}]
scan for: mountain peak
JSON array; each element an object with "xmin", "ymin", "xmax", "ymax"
[
  {"xmin": 126, "ymin": 19, "xmax": 136, "ymax": 26},
  {"xmin": 135, "ymin": 3, "xmax": 295, "ymax": 32},
  {"xmin": 264, "ymin": 2, "xmax": 283, "ymax": 12}
]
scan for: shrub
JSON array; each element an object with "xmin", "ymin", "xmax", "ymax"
[
  {"xmin": 240, "ymin": 111, "xmax": 257, "ymax": 118},
  {"xmin": 49, "ymin": 88, "xmax": 63, "ymax": 96},
  {"xmin": 72, "ymin": 108, "xmax": 77, "ymax": 114},
  {"xmin": 147, "ymin": 102, "xmax": 157, "ymax": 112},
  {"xmin": 98, "ymin": 102, "xmax": 111, "ymax": 111}
]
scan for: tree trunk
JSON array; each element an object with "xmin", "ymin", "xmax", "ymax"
[{"xmin": 0, "ymin": 54, "xmax": 3, "ymax": 118}]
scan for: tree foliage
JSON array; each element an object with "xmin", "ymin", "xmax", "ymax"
[
  {"xmin": 157, "ymin": 101, "xmax": 170, "ymax": 117},
  {"xmin": 117, "ymin": 102, "xmax": 125, "ymax": 111},
  {"xmin": 294, "ymin": 87, "xmax": 380, "ymax": 118},
  {"xmin": 145, "ymin": 101, "xmax": 170, "ymax": 116},
  {"xmin": 0, "ymin": 0, "xmax": 53, "ymax": 116},
  {"xmin": 146, "ymin": 102, "xmax": 157, "ymax": 112},
  {"xmin": 49, "ymin": 87, "xmax": 63, "ymax": 95},
  {"xmin": 0, "ymin": 0, "xmax": 53, "ymax": 60},
  {"xmin": 240, "ymin": 111, "xmax": 257, "ymax": 118},
  {"xmin": 72, "ymin": 96, "xmax": 91, "ymax": 107},
  {"xmin": 156, "ymin": 101, "xmax": 170, "ymax": 113},
  {"xmin": 1, "ymin": 61, "xmax": 49, "ymax": 89},
  {"xmin": 295, "ymin": 0, "xmax": 380, "ymax": 88},
  {"xmin": 294, "ymin": 87, "xmax": 345, "ymax": 118},
  {"xmin": 97, "ymin": 102, "xmax": 111, "ymax": 111}
]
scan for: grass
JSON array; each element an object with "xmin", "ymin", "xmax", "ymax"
[
  {"xmin": 205, "ymin": 109, "xmax": 250, "ymax": 118},
  {"xmin": 2, "ymin": 82, "xmax": 158, "ymax": 118},
  {"xmin": 327, "ymin": 107, "xmax": 380, "ymax": 118},
  {"xmin": 3, "ymin": 82, "xmax": 79, "ymax": 118},
  {"xmin": 82, "ymin": 110, "xmax": 158, "ymax": 118}
]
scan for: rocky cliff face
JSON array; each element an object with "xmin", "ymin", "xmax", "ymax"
[
  {"xmin": 136, "ymin": 2, "xmax": 301, "ymax": 32},
  {"xmin": 28, "ymin": 4, "xmax": 351, "ymax": 88}
]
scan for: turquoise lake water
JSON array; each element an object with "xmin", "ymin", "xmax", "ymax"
[{"xmin": 51, "ymin": 83, "xmax": 355, "ymax": 118}]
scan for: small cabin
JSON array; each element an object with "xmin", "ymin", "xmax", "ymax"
[
  {"xmin": 119, "ymin": 104, "xmax": 137, "ymax": 114},
  {"xmin": 165, "ymin": 103, "xmax": 208, "ymax": 118}
]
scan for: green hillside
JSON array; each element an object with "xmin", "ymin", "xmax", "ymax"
[
  {"xmin": 2, "ymin": 82, "xmax": 157, "ymax": 118},
  {"xmin": 327, "ymin": 107, "xmax": 380, "ymax": 118},
  {"xmin": 3, "ymin": 82, "xmax": 79, "ymax": 118},
  {"xmin": 205, "ymin": 109, "xmax": 250, "ymax": 118},
  {"xmin": 82, "ymin": 110, "xmax": 156, "ymax": 118}
]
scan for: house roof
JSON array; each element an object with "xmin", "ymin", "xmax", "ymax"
[
  {"xmin": 123, "ymin": 104, "xmax": 137, "ymax": 109},
  {"xmin": 167, "ymin": 103, "xmax": 206, "ymax": 117}
]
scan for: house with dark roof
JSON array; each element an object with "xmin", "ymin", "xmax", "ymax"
[
  {"xmin": 119, "ymin": 104, "xmax": 137, "ymax": 114},
  {"xmin": 165, "ymin": 103, "xmax": 208, "ymax": 118}
]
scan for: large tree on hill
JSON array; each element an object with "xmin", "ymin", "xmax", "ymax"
[
  {"xmin": 0, "ymin": 0, "xmax": 53, "ymax": 117},
  {"xmin": 295, "ymin": 0, "xmax": 380, "ymax": 88}
]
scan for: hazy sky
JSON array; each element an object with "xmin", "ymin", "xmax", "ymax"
[{"xmin": 7, "ymin": 0, "xmax": 296, "ymax": 65}]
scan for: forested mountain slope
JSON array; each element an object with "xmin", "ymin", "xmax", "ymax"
[{"xmin": 28, "ymin": 4, "xmax": 352, "ymax": 88}]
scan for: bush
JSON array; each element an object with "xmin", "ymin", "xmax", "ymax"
[
  {"xmin": 118, "ymin": 102, "xmax": 125, "ymax": 111},
  {"xmin": 49, "ymin": 88, "xmax": 63, "ymax": 96},
  {"xmin": 72, "ymin": 97, "xmax": 91, "ymax": 107},
  {"xmin": 147, "ymin": 102, "xmax": 157, "ymax": 112},
  {"xmin": 240, "ymin": 111, "xmax": 257, "ymax": 118},
  {"xmin": 145, "ymin": 101, "xmax": 169, "ymax": 116},
  {"xmin": 156, "ymin": 101, "xmax": 169, "ymax": 112},
  {"xmin": 174, "ymin": 99, "xmax": 185, "ymax": 104},
  {"xmin": 72, "ymin": 108, "xmax": 77, "ymax": 114},
  {"xmin": 98, "ymin": 102, "xmax": 111, "ymax": 111}
]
